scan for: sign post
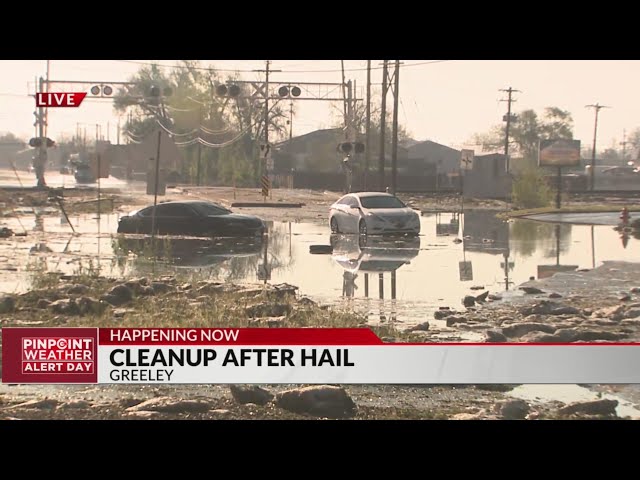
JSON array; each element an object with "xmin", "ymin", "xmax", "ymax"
[{"xmin": 538, "ymin": 139, "xmax": 581, "ymax": 210}]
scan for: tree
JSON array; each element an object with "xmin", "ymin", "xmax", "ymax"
[
  {"xmin": 472, "ymin": 107, "xmax": 574, "ymax": 164},
  {"xmin": 113, "ymin": 61, "xmax": 291, "ymax": 185},
  {"xmin": 0, "ymin": 132, "xmax": 25, "ymax": 144}
]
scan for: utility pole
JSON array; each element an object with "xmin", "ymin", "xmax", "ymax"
[
  {"xmin": 196, "ymin": 106, "xmax": 202, "ymax": 186},
  {"xmin": 379, "ymin": 60, "xmax": 389, "ymax": 192},
  {"xmin": 365, "ymin": 60, "xmax": 371, "ymax": 190},
  {"xmin": 253, "ymin": 61, "xmax": 281, "ymax": 199},
  {"xmin": 390, "ymin": 60, "xmax": 400, "ymax": 195},
  {"xmin": 585, "ymin": 103, "xmax": 611, "ymax": 191},
  {"xmin": 35, "ymin": 76, "xmax": 47, "ymax": 187},
  {"xmin": 288, "ymin": 101, "xmax": 293, "ymax": 142},
  {"xmin": 499, "ymin": 87, "xmax": 520, "ymax": 172},
  {"xmin": 620, "ymin": 129, "xmax": 628, "ymax": 163}
]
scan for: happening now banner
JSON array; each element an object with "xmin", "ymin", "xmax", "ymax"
[{"xmin": 2, "ymin": 328, "xmax": 640, "ymax": 384}]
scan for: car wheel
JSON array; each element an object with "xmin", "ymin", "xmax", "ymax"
[
  {"xmin": 330, "ymin": 217, "xmax": 340, "ymax": 234},
  {"xmin": 359, "ymin": 219, "xmax": 367, "ymax": 236}
]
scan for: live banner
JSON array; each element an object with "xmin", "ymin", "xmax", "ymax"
[{"xmin": 2, "ymin": 328, "xmax": 640, "ymax": 384}]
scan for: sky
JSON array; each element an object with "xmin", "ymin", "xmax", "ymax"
[{"xmin": 1, "ymin": 60, "xmax": 639, "ymax": 154}]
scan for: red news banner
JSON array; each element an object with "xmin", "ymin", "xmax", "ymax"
[{"xmin": 2, "ymin": 327, "xmax": 640, "ymax": 384}]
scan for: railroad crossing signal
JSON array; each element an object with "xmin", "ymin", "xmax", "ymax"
[{"xmin": 338, "ymin": 142, "xmax": 365, "ymax": 154}]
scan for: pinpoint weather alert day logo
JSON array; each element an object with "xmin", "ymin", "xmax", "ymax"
[
  {"xmin": 35, "ymin": 92, "xmax": 87, "ymax": 107},
  {"xmin": 2, "ymin": 328, "xmax": 98, "ymax": 383}
]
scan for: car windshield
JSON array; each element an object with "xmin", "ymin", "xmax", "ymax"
[
  {"xmin": 359, "ymin": 196, "xmax": 406, "ymax": 209},
  {"xmin": 191, "ymin": 203, "xmax": 231, "ymax": 216}
]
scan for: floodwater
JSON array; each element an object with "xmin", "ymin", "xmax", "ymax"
[
  {"xmin": 510, "ymin": 384, "xmax": 640, "ymax": 419},
  {"xmin": 0, "ymin": 210, "xmax": 638, "ymax": 328}
]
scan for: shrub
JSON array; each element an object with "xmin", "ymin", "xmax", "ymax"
[{"xmin": 512, "ymin": 167, "xmax": 552, "ymax": 209}]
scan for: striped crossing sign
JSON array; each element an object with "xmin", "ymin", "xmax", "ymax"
[{"xmin": 261, "ymin": 175, "xmax": 270, "ymax": 197}]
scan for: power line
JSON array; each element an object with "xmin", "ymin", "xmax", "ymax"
[{"xmin": 114, "ymin": 59, "xmax": 451, "ymax": 74}]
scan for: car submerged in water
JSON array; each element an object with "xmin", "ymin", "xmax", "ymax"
[
  {"xmin": 117, "ymin": 200, "xmax": 266, "ymax": 237},
  {"xmin": 329, "ymin": 192, "xmax": 421, "ymax": 235}
]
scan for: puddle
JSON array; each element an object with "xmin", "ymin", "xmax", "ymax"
[
  {"xmin": 0, "ymin": 209, "xmax": 638, "ymax": 330},
  {"xmin": 509, "ymin": 384, "xmax": 640, "ymax": 419}
]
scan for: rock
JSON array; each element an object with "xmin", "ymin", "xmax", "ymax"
[
  {"xmin": 450, "ymin": 412, "xmax": 486, "ymax": 420},
  {"xmin": 554, "ymin": 328, "xmax": 626, "ymax": 342},
  {"xmin": 550, "ymin": 306, "xmax": 581, "ymax": 315},
  {"xmin": 463, "ymin": 296, "xmax": 476, "ymax": 307},
  {"xmin": 470, "ymin": 286, "xmax": 485, "ymax": 290},
  {"xmin": 558, "ymin": 399, "xmax": 618, "ymax": 417},
  {"xmin": 520, "ymin": 301, "xmax": 553, "ymax": 316},
  {"xmin": 594, "ymin": 305, "xmax": 625, "ymax": 321},
  {"xmin": 0, "ymin": 295, "xmax": 16, "ymax": 313},
  {"xmin": 107, "ymin": 284, "xmax": 133, "ymax": 304},
  {"xmin": 520, "ymin": 287, "xmax": 545, "ymax": 294},
  {"xmin": 139, "ymin": 286, "xmax": 155, "ymax": 296},
  {"xmin": 298, "ymin": 297, "xmax": 317, "ymax": 307},
  {"xmin": 126, "ymin": 397, "xmax": 212, "ymax": 414},
  {"xmin": 619, "ymin": 294, "xmax": 632, "ymax": 302},
  {"xmin": 58, "ymin": 400, "xmax": 92, "ymax": 410},
  {"xmin": 179, "ymin": 282, "xmax": 192, "ymax": 291},
  {"xmin": 49, "ymin": 298, "xmax": 79, "ymax": 315},
  {"xmin": 520, "ymin": 332, "xmax": 559, "ymax": 343},
  {"xmin": 276, "ymin": 385, "xmax": 356, "ymax": 419},
  {"xmin": 501, "ymin": 323, "xmax": 556, "ymax": 338},
  {"xmin": 631, "ymin": 287, "xmax": 640, "ymax": 294},
  {"xmin": 36, "ymin": 298, "xmax": 51, "ymax": 309},
  {"xmin": 485, "ymin": 330, "xmax": 508, "ymax": 343},
  {"xmin": 245, "ymin": 303, "xmax": 292, "ymax": 318},
  {"xmin": 100, "ymin": 294, "xmax": 126, "ymax": 307},
  {"xmin": 488, "ymin": 294, "xmax": 503, "ymax": 301},
  {"xmin": 123, "ymin": 279, "xmax": 145, "ymax": 294},
  {"xmin": 499, "ymin": 399, "xmax": 530, "ymax": 420},
  {"xmin": 126, "ymin": 410, "xmax": 160, "ymax": 418},
  {"xmin": 229, "ymin": 385, "xmax": 274, "ymax": 405},
  {"xmin": 77, "ymin": 296, "xmax": 107, "ymax": 315},
  {"xmin": 67, "ymin": 284, "xmax": 89, "ymax": 295},
  {"xmin": 549, "ymin": 293, "xmax": 562, "ymax": 299},
  {"xmin": 9, "ymin": 398, "xmax": 59, "ymax": 410},
  {"xmin": 624, "ymin": 308, "xmax": 640, "ymax": 319},
  {"xmin": 151, "ymin": 282, "xmax": 174, "ymax": 294},
  {"xmin": 439, "ymin": 306, "xmax": 451, "ymax": 310},
  {"xmin": 446, "ymin": 316, "xmax": 467, "ymax": 327},
  {"xmin": 409, "ymin": 322, "xmax": 430, "ymax": 332},
  {"xmin": 211, "ymin": 409, "xmax": 230, "ymax": 415},
  {"xmin": 475, "ymin": 291, "xmax": 489, "ymax": 303},
  {"xmin": 434, "ymin": 310, "xmax": 455, "ymax": 319}
]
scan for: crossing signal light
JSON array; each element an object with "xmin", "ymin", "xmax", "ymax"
[
  {"xmin": 29, "ymin": 137, "xmax": 55, "ymax": 148},
  {"xmin": 278, "ymin": 85, "xmax": 302, "ymax": 98},
  {"xmin": 216, "ymin": 84, "xmax": 241, "ymax": 97},
  {"xmin": 338, "ymin": 142, "xmax": 365, "ymax": 154}
]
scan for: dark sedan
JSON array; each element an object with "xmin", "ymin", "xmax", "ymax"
[{"xmin": 117, "ymin": 201, "xmax": 265, "ymax": 237}]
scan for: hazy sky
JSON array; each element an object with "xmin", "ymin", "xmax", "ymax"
[{"xmin": 1, "ymin": 60, "xmax": 639, "ymax": 153}]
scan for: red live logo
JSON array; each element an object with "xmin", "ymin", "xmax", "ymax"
[{"xmin": 36, "ymin": 92, "xmax": 87, "ymax": 107}]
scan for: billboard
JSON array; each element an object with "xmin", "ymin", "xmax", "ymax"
[{"xmin": 538, "ymin": 139, "xmax": 581, "ymax": 167}]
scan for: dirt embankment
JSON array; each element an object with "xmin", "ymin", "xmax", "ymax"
[{"xmin": 2, "ymin": 262, "xmax": 640, "ymax": 420}]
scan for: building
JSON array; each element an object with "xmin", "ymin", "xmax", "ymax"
[{"xmin": 406, "ymin": 140, "xmax": 461, "ymax": 175}]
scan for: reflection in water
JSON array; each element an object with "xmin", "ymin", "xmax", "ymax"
[
  {"xmin": 1, "ymin": 212, "xmax": 638, "ymax": 327},
  {"xmin": 536, "ymin": 224, "xmax": 579, "ymax": 279},
  {"xmin": 510, "ymin": 219, "xmax": 572, "ymax": 258}
]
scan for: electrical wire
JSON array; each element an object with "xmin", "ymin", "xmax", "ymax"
[{"xmin": 114, "ymin": 60, "xmax": 452, "ymax": 74}]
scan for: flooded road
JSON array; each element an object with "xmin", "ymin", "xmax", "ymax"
[{"xmin": 1, "ymin": 209, "xmax": 638, "ymax": 329}]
